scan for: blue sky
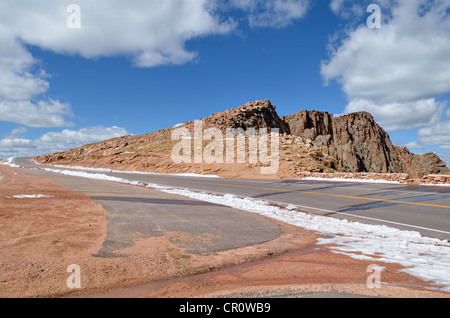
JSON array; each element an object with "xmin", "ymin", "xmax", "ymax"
[
  {"xmin": 1, "ymin": 0, "xmax": 450, "ymax": 164},
  {"xmin": 25, "ymin": 0, "xmax": 344, "ymax": 133}
]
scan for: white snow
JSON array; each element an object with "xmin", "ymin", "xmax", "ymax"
[
  {"xmin": 28, "ymin": 167, "xmax": 450, "ymax": 292},
  {"xmin": 43, "ymin": 168, "xmax": 145, "ymax": 187},
  {"xmin": 303, "ymin": 177, "xmax": 402, "ymax": 185},
  {"xmin": 0, "ymin": 157, "xmax": 19, "ymax": 168},
  {"xmin": 47, "ymin": 164, "xmax": 115, "ymax": 172},
  {"xmin": 421, "ymin": 183, "xmax": 450, "ymax": 187},
  {"xmin": 46, "ymin": 164, "xmax": 221, "ymax": 178},
  {"xmin": 303, "ymin": 177, "xmax": 450, "ymax": 187},
  {"xmin": 170, "ymin": 173, "xmax": 221, "ymax": 178},
  {"xmin": 7, "ymin": 194, "xmax": 53, "ymax": 199}
]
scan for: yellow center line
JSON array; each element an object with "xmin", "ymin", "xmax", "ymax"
[{"xmin": 139, "ymin": 176, "xmax": 450, "ymax": 209}]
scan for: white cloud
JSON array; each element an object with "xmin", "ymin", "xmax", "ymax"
[
  {"xmin": 0, "ymin": 25, "xmax": 72, "ymax": 128},
  {"xmin": 0, "ymin": 0, "xmax": 234, "ymax": 67},
  {"xmin": 0, "ymin": 28, "xmax": 49, "ymax": 101},
  {"xmin": 36, "ymin": 126, "xmax": 128, "ymax": 148},
  {"xmin": 322, "ymin": 0, "xmax": 450, "ymax": 131},
  {"xmin": 229, "ymin": 0, "xmax": 310, "ymax": 28},
  {"xmin": 407, "ymin": 121, "xmax": 450, "ymax": 151},
  {"xmin": 329, "ymin": 0, "xmax": 366, "ymax": 18},
  {"xmin": 330, "ymin": 0, "xmax": 345, "ymax": 14},
  {"xmin": 346, "ymin": 99, "xmax": 445, "ymax": 132},
  {"xmin": 0, "ymin": 0, "xmax": 311, "ymax": 66},
  {"xmin": 5, "ymin": 126, "xmax": 27, "ymax": 139},
  {"xmin": 0, "ymin": 126, "xmax": 128, "ymax": 158},
  {"xmin": 0, "ymin": 100, "xmax": 73, "ymax": 128}
]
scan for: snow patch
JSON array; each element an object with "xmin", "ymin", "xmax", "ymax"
[
  {"xmin": 7, "ymin": 194, "xmax": 53, "ymax": 199},
  {"xmin": 0, "ymin": 157, "xmax": 19, "ymax": 168},
  {"xmin": 43, "ymin": 168, "xmax": 145, "ymax": 186},
  {"xmin": 421, "ymin": 183, "xmax": 450, "ymax": 187},
  {"xmin": 303, "ymin": 177, "xmax": 450, "ymax": 187},
  {"xmin": 171, "ymin": 173, "xmax": 221, "ymax": 178},
  {"xmin": 303, "ymin": 177, "xmax": 402, "ymax": 185},
  {"xmin": 46, "ymin": 164, "xmax": 221, "ymax": 178}
]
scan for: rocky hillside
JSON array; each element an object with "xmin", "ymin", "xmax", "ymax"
[
  {"xmin": 35, "ymin": 100, "xmax": 449, "ymax": 179},
  {"xmin": 284, "ymin": 109, "xmax": 449, "ymax": 177}
]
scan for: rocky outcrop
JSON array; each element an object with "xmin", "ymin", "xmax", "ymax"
[
  {"xmin": 284, "ymin": 110, "xmax": 449, "ymax": 178},
  {"xmin": 183, "ymin": 103, "xmax": 449, "ymax": 177},
  {"xmin": 396, "ymin": 146, "xmax": 450, "ymax": 177},
  {"xmin": 284, "ymin": 110, "xmax": 333, "ymax": 139},
  {"xmin": 185, "ymin": 100, "xmax": 290, "ymax": 134}
]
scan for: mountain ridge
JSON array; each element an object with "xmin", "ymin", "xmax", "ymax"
[{"xmin": 35, "ymin": 99, "xmax": 449, "ymax": 179}]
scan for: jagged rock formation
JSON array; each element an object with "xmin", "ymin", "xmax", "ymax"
[
  {"xmin": 396, "ymin": 146, "xmax": 450, "ymax": 177},
  {"xmin": 284, "ymin": 109, "xmax": 449, "ymax": 178},
  {"xmin": 185, "ymin": 99, "xmax": 290, "ymax": 134}
]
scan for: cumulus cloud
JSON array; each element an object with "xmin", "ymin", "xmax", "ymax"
[
  {"xmin": 0, "ymin": 126, "xmax": 128, "ymax": 158},
  {"xmin": 322, "ymin": 0, "xmax": 450, "ymax": 132},
  {"xmin": 346, "ymin": 99, "xmax": 446, "ymax": 132},
  {"xmin": 329, "ymin": 0, "xmax": 366, "ymax": 18},
  {"xmin": 230, "ymin": 0, "xmax": 310, "ymax": 28},
  {"xmin": 0, "ymin": 0, "xmax": 311, "ymax": 65},
  {"xmin": 0, "ymin": 24, "xmax": 72, "ymax": 128},
  {"xmin": 0, "ymin": 100, "xmax": 73, "ymax": 128},
  {"xmin": 0, "ymin": 0, "xmax": 235, "ymax": 67},
  {"xmin": 406, "ymin": 121, "xmax": 450, "ymax": 151},
  {"xmin": 0, "ymin": 28, "xmax": 49, "ymax": 100}
]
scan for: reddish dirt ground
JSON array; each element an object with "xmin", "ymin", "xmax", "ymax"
[{"xmin": 0, "ymin": 165, "xmax": 448, "ymax": 298}]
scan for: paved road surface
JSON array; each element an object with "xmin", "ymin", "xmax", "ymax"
[
  {"xmin": 13, "ymin": 157, "xmax": 450, "ymax": 241},
  {"xmin": 8, "ymin": 160, "xmax": 281, "ymax": 257}
]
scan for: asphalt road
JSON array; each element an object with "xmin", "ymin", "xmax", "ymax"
[
  {"xmin": 8, "ymin": 158, "xmax": 282, "ymax": 257},
  {"xmin": 13, "ymin": 157, "xmax": 450, "ymax": 241}
]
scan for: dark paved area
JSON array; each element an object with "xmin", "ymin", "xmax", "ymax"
[{"xmin": 16, "ymin": 167, "xmax": 281, "ymax": 258}]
